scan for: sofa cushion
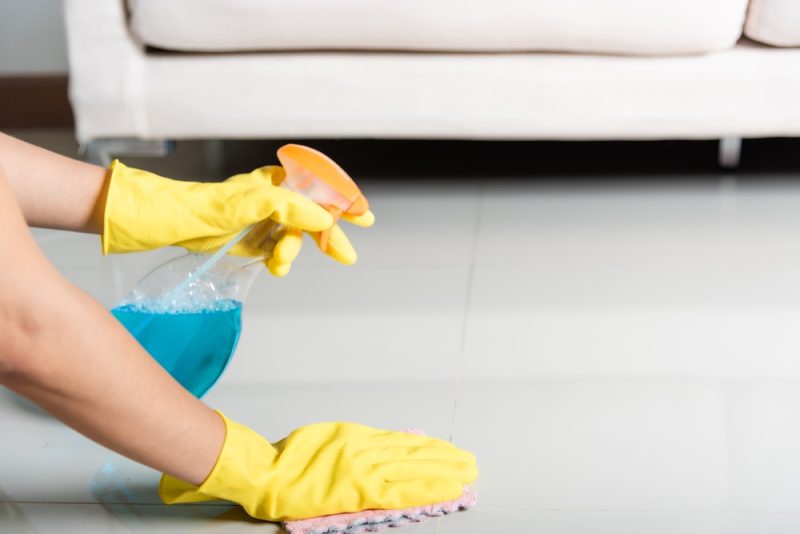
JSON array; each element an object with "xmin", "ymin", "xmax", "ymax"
[
  {"xmin": 745, "ymin": 0, "xmax": 800, "ymax": 47},
  {"xmin": 129, "ymin": 0, "xmax": 748, "ymax": 56}
]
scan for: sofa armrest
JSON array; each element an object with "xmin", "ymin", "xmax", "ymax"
[
  {"xmin": 64, "ymin": 0, "xmax": 147, "ymax": 144},
  {"xmin": 745, "ymin": 0, "xmax": 800, "ymax": 47}
]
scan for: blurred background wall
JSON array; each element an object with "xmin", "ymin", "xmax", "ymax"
[{"xmin": 0, "ymin": 0, "xmax": 68, "ymax": 75}]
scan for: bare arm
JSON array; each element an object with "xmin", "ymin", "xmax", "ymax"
[
  {"xmin": 0, "ymin": 160, "xmax": 224, "ymax": 486},
  {"xmin": 0, "ymin": 132, "xmax": 108, "ymax": 233}
]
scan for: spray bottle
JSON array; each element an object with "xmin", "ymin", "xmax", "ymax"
[{"xmin": 111, "ymin": 144, "xmax": 368, "ymax": 397}]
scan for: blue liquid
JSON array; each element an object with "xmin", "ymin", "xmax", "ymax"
[{"xmin": 111, "ymin": 300, "xmax": 243, "ymax": 398}]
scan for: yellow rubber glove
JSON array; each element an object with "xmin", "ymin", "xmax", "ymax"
[
  {"xmin": 215, "ymin": 164, "xmax": 375, "ymax": 276},
  {"xmin": 101, "ymin": 161, "xmax": 373, "ymax": 276},
  {"xmin": 160, "ymin": 413, "xmax": 478, "ymax": 521}
]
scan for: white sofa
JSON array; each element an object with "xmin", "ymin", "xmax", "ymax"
[{"xmin": 64, "ymin": 0, "xmax": 800, "ymax": 165}]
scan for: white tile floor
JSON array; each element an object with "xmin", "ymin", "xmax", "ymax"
[{"xmin": 4, "ymin": 132, "xmax": 800, "ymax": 532}]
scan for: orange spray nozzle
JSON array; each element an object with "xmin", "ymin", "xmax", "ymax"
[{"xmin": 277, "ymin": 144, "xmax": 369, "ymax": 251}]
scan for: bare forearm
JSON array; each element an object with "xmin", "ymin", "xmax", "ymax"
[
  {"xmin": 5, "ymin": 285, "xmax": 224, "ymax": 485},
  {"xmin": 0, "ymin": 132, "xmax": 108, "ymax": 233},
  {"xmin": 0, "ymin": 170, "xmax": 223, "ymax": 486}
]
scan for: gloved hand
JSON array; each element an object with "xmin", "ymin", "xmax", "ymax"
[
  {"xmin": 101, "ymin": 161, "xmax": 374, "ymax": 276},
  {"xmin": 214, "ymin": 164, "xmax": 375, "ymax": 276},
  {"xmin": 159, "ymin": 413, "xmax": 478, "ymax": 521}
]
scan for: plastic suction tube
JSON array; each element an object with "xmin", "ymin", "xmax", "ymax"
[{"xmin": 169, "ymin": 224, "xmax": 257, "ymax": 297}]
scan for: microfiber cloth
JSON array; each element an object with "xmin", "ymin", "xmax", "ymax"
[
  {"xmin": 284, "ymin": 488, "xmax": 476, "ymax": 534},
  {"xmin": 283, "ymin": 429, "xmax": 477, "ymax": 534}
]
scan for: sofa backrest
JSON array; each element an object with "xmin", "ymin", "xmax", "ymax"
[{"xmin": 128, "ymin": 0, "xmax": 750, "ymax": 56}]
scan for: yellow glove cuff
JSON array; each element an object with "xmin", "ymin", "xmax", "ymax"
[
  {"xmin": 159, "ymin": 412, "xmax": 279, "ymax": 516},
  {"xmin": 101, "ymin": 160, "xmax": 214, "ymax": 255}
]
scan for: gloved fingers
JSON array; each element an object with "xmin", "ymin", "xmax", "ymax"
[
  {"xmin": 268, "ymin": 190, "xmax": 334, "ymax": 233},
  {"xmin": 375, "ymin": 459, "xmax": 478, "ymax": 484},
  {"xmin": 366, "ymin": 430, "xmax": 458, "ymax": 450},
  {"xmin": 184, "ymin": 172, "xmax": 332, "ymax": 237},
  {"xmin": 341, "ymin": 209, "xmax": 375, "ymax": 228},
  {"xmin": 311, "ymin": 223, "xmax": 357, "ymax": 265},
  {"xmin": 361, "ymin": 445, "xmax": 476, "ymax": 465},
  {"xmin": 265, "ymin": 229, "xmax": 303, "ymax": 277},
  {"xmin": 273, "ymin": 229, "xmax": 303, "ymax": 264},
  {"xmin": 379, "ymin": 479, "xmax": 464, "ymax": 509},
  {"xmin": 266, "ymin": 256, "xmax": 291, "ymax": 277}
]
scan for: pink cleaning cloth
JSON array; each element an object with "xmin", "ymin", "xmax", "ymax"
[
  {"xmin": 284, "ymin": 487, "xmax": 476, "ymax": 534},
  {"xmin": 283, "ymin": 429, "xmax": 476, "ymax": 534}
]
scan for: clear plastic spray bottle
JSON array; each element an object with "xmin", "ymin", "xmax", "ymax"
[{"xmin": 111, "ymin": 145, "xmax": 368, "ymax": 397}]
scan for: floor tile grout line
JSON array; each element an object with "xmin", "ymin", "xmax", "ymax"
[
  {"xmin": 448, "ymin": 181, "xmax": 485, "ymax": 445},
  {"xmin": 440, "ymin": 182, "xmax": 484, "ymax": 534}
]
